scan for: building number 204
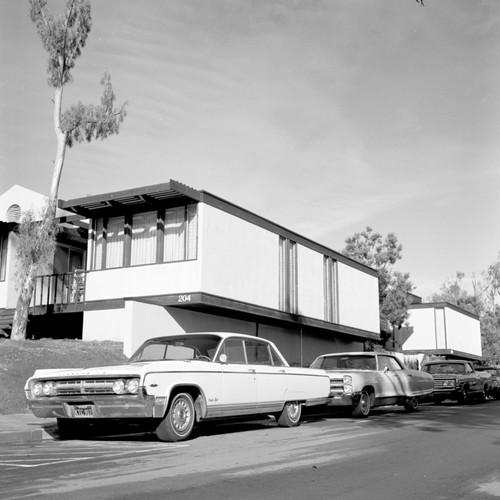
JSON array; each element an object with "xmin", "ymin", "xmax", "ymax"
[{"xmin": 178, "ymin": 295, "xmax": 191, "ymax": 303}]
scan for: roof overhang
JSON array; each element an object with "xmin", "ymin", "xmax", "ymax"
[
  {"xmin": 58, "ymin": 180, "xmax": 201, "ymax": 219},
  {"xmin": 403, "ymin": 348, "xmax": 482, "ymax": 362}
]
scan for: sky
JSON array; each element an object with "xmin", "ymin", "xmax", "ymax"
[{"xmin": 1, "ymin": 0, "xmax": 499, "ymax": 300}]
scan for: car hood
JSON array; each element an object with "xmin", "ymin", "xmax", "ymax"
[{"xmin": 29, "ymin": 360, "xmax": 214, "ymax": 380}]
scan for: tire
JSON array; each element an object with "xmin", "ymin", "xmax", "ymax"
[
  {"xmin": 457, "ymin": 386, "xmax": 469, "ymax": 405},
  {"xmin": 277, "ymin": 401, "xmax": 302, "ymax": 427},
  {"xmin": 155, "ymin": 392, "xmax": 195, "ymax": 442},
  {"xmin": 404, "ymin": 397, "xmax": 419, "ymax": 412},
  {"xmin": 352, "ymin": 390, "xmax": 371, "ymax": 418},
  {"xmin": 478, "ymin": 387, "xmax": 487, "ymax": 403}
]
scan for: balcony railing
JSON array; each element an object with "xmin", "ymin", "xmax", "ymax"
[{"xmin": 31, "ymin": 271, "xmax": 86, "ymax": 313}]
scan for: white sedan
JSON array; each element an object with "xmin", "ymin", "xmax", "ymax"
[
  {"xmin": 310, "ymin": 351, "xmax": 434, "ymax": 417},
  {"xmin": 25, "ymin": 332, "xmax": 330, "ymax": 441}
]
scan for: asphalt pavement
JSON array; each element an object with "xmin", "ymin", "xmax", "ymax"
[{"xmin": 0, "ymin": 412, "xmax": 57, "ymax": 444}]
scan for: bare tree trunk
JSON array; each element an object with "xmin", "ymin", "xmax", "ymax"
[{"xmin": 11, "ymin": 264, "xmax": 37, "ymax": 341}]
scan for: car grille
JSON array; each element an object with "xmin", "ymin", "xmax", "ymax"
[
  {"xmin": 329, "ymin": 378, "xmax": 344, "ymax": 395},
  {"xmin": 53, "ymin": 379, "xmax": 116, "ymax": 396},
  {"xmin": 433, "ymin": 378, "xmax": 456, "ymax": 389}
]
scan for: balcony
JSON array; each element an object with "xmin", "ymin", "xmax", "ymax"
[{"xmin": 31, "ymin": 271, "xmax": 86, "ymax": 314}]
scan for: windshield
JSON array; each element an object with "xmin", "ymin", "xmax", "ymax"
[
  {"xmin": 311, "ymin": 355, "xmax": 376, "ymax": 371},
  {"xmin": 423, "ymin": 364, "xmax": 465, "ymax": 375},
  {"xmin": 128, "ymin": 334, "xmax": 222, "ymax": 363}
]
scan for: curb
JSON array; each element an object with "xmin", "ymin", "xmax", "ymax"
[
  {"xmin": 0, "ymin": 429, "xmax": 44, "ymax": 445},
  {"xmin": 0, "ymin": 420, "xmax": 57, "ymax": 445}
]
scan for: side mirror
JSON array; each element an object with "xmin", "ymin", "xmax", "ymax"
[
  {"xmin": 219, "ymin": 353, "xmax": 227, "ymax": 364},
  {"xmin": 383, "ymin": 367, "xmax": 390, "ymax": 373}
]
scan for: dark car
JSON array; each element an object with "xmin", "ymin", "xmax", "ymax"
[{"xmin": 421, "ymin": 360, "xmax": 486, "ymax": 404}]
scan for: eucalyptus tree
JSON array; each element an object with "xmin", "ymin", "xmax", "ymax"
[{"xmin": 11, "ymin": 0, "xmax": 127, "ymax": 340}]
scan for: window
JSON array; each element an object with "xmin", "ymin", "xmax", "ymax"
[
  {"xmin": 279, "ymin": 236, "xmax": 297, "ymax": 313},
  {"xmin": 131, "ymin": 211, "xmax": 157, "ymax": 266},
  {"xmin": 324, "ymin": 256, "xmax": 338, "ymax": 323},
  {"xmin": 164, "ymin": 205, "xmax": 198, "ymax": 262},
  {"xmin": 378, "ymin": 355, "xmax": 402, "ymax": 371},
  {"xmin": 91, "ymin": 204, "xmax": 198, "ymax": 270},
  {"xmin": 105, "ymin": 216, "xmax": 125, "ymax": 268},
  {"xmin": 245, "ymin": 340, "xmax": 272, "ymax": 365},
  {"xmin": 53, "ymin": 246, "xmax": 84, "ymax": 274},
  {"xmin": 0, "ymin": 233, "xmax": 7, "ymax": 281},
  {"xmin": 222, "ymin": 339, "xmax": 247, "ymax": 364}
]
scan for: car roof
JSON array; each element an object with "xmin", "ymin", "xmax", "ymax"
[
  {"xmin": 317, "ymin": 352, "xmax": 377, "ymax": 358},
  {"xmin": 143, "ymin": 332, "xmax": 274, "ymax": 343},
  {"xmin": 422, "ymin": 360, "xmax": 467, "ymax": 365}
]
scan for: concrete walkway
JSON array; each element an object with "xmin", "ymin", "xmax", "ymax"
[{"xmin": 0, "ymin": 413, "xmax": 56, "ymax": 444}]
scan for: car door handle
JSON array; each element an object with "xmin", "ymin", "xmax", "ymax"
[
  {"xmin": 279, "ymin": 369, "xmax": 286, "ymax": 373},
  {"xmin": 247, "ymin": 368, "xmax": 256, "ymax": 373}
]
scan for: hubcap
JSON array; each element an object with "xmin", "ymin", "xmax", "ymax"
[
  {"xmin": 360, "ymin": 393, "xmax": 370, "ymax": 414},
  {"xmin": 172, "ymin": 399, "xmax": 191, "ymax": 432},
  {"xmin": 287, "ymin": 402, "xmax": 300, "ymax": 420}
]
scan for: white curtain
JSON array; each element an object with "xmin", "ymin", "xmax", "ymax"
[
  {"xmin": 131, "ymin": 211, "xmax": 157, "ymax": 266},
  {"xmin": 93, "ymin": 219, "xmax": 104, "ymax": 270},
  {"xmin": 164, "ymin": 207, "xmax": 186, "ymax": 262},
  {"xmin": 105, "ymin": 216, "xmax": 124, "ymax": 269},
  {"xmin": 186, "ymin": 204, "xmax": 198, "ymax": 260}
]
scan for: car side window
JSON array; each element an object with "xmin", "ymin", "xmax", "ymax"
[
  {"xmin": 465, "ymin": 363, "xmax": 473, "ymax": 374},
  {"xmin": 378, "ymin": 355, "xmax": 402, "ymax": 371},
  {"xmin": 245, "ymin": 340, "xmax": 273, "ymax": 365},
  {"xmin": 269, "ymin": 346, "xmax": 286, "ymax": 367},
  {"xmin": 222, "ymin": 339, "xmax": 247, "ymax": 364}
]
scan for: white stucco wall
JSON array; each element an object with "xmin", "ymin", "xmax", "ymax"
[
  {"xmin": 200, "ymin": 204, "xmax": 279, "ymax": 309},
  {"xmin": 336, "ymin": 262, "xmax": 379, "ymax": 333},
  {"xmin": 84, "ymin": 260, "xmax": 202, "ymax": 301},
  {"xmin": 0, "ymin": 232, "xmax": 19, "ymax": 309},
  {"xmin": 403, "ymin": 305, "xmax": 481, "ymax": 358},
  {"xmin": 445, "ymin": 307, "xmax": 482, "ymax": 357},
  {"xmin": 404, "ymin": 308, "xmax": 437, "ymax": 350}
]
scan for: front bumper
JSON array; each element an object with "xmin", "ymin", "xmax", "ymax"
[
  {"xmin": 325, "ymin": 392, "xmax": 360, "ymax": 407},
  {"xmin": 27, "ymin": 391, "xmax": 167, "ymax": 420},
  {"xmin": 433, "ymin": 388, "xmax": 460, "ymax": 398}
]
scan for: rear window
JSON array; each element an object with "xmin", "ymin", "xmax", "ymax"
[{"xmin": 423, "ymin": 364, "xmax": 465, "ymax": 375}]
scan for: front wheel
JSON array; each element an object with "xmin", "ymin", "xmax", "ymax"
[
  {"xmin": 352, "ymin": 390, "xmax": 371, "ymax": 418},
  {"xmin": 404, "ymin": 397, "xmax": 419, "ymax": 412},
  {"xmin": 457, "ymin": 387, "xmax": 469, "ymax": 405},
  {"xmin": 156, "ymin": 392, "xmax": 195, "ymax": 442},
  {"xmin": 277, "ymin": 401, "xmax": 302, "ymax": 427}
]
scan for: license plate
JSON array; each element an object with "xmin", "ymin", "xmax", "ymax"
[{"xmin": 73, "ymin": 405, "xmax": 94, "ymax": 418}]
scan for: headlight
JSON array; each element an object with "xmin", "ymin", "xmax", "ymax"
[
  {"xmin": 32, "ymin": 382, "xmax": 43, "ymax": 397},
  {"xmin": 42, "ymin": 381, "xmax": 56, "ymax": 396},
  {"xmin": 112, "ymin": 379, "xmax": 126, "ymax": 394},
  {"xmin": 126, "ymin": 378, "xmax": 140, "ymax": 394},
  {"xmin": 343, "ymin": 375, "xmax": 353, "ymax": 395}
]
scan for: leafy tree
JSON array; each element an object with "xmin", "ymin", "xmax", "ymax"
[
  {"xmin": 432, "ymin": 257, "xmax": 500, "ymax": 365},
  {"xmin": 430, "ymin": 272, "xmax": 481, "ymax": 315},
  {"xmin": 11, "ymin": 0, "xmax": 127, "ymax": 340},
  {"xmin": 342, "ymin": 227, "xmax": 414, "ymax": 347}
]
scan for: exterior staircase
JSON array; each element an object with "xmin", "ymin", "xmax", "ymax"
[{"xmin": 0, "ymin": 309, "xmax": 15, "ymax": 338}]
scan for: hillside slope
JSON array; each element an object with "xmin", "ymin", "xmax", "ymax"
[{"xmin": 0, "ymin": 339, "xmax": 127, "ymax": 415}]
